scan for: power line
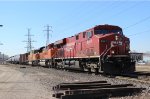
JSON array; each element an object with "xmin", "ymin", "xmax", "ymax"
[
  {"xmin": 124, "ymin": 15, "xmax": 150, "ymax": 30},
  {"xmin": 54, "ymin": 2, "xmax": 89, "ymax": 26},
  {"xmin": 58, "ymin": 2, "xmax": 140, "ymax": 36},
  {"xmin": 44, "ymin": 25, "xmax": 53, "ymax": 49},
  {"xmin": 106, "ymin": 2, "xmax": 141, "ymax": 21},
  {"xmin": 128, "ymin": 29, "xmax": 150, "ymax": 37},
  {"xmin": 23, "ymin": 28, "xmax": 35, "ymax": 52},
  {"xmin": 60, "ymin": 2, "xmax": 148, "ymax": 38},
  {"xmin": 59, "ymin": 2, "xmax": 117, "ymax": 35}
]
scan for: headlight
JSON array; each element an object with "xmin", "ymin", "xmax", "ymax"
[
  {"xmin": 115, "ymin": 35, "xmax": 119, "ymax": 40},
  {"xmin": 111, "ymin": 50, "xmax": 115, "ymax": 54}
]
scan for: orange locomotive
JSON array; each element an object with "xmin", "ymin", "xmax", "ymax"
[{"xmin": 21, "ymin": 24, "xmax": 135, "ymax": 74}]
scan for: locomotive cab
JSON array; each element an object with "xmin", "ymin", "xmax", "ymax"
[{"xmin": 93, "ymin": 25, "xmax": 135, "ymax": 74}]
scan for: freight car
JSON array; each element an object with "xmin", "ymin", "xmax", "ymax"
[
  {"xmin": 20, "ymin": 53, "xmax": 29, "ymax": 64},
  {"xmin": 7, "ymin": 55, "xmax": 20, "ymax": 64},
  {"xmin": 8, "ymin": 24, "xmax": 135, "ymax": 75}
]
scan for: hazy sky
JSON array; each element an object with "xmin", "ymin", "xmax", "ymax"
[{"xmin": 0, "ymin": 0, "xmax": 150, "ymax": 56}]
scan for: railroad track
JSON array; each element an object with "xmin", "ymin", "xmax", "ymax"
[
  {"xmin": 15, "ymin": 64, "xmax": 150, "ymax": 84},
  {"xmin": 11, "ymin": 64, "xmax": 150, "ymax": 84},
  {"xmin": 62, "ymin": 67, "xmax": 150, "ymax": 84},
  {"xmin": 52, "ymin": 80, "xmax": 145, "ymax": 99},
  {"xmin": 114, "ymin": 71, "xmax": 150, "ymax": 84}
]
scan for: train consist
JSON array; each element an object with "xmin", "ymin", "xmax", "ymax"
[{"xmin": 7, "ymin": 24, "xmax": 135, "ymax": 74}]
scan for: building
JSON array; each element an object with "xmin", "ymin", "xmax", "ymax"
[{"xmin": 0, "ymin": 52, "xmax": 9, "ymax": 64}]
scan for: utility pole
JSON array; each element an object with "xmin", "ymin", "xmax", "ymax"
[
  {"xmin": 44, "ymin": 25, "xmax": 52, "ymax": 49},
  {"xmin": 23, "ymin": 29, "xmax": 35, "ymax": 53},
  {"xmin": 2, "ymin": 53, "xmax": 4, "ymax": 64},
  {"xmin": 0, "ymin": 25, "xmax": 3, "ymax": 63},
  {"xmin": 0, "ymin": 25, "xmax": 3, "ymax": 45}
]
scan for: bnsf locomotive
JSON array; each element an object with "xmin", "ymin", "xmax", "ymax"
[{"xmin": 8, "ymin": 24, "xmax": 135, "ymax": 74}]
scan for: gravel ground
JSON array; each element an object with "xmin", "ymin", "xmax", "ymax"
[
  {"xmin": 5, "ymin": 64, "xmax": 150, "ymax": 99},
  {"xmin": 0, "ymin": 64, "xmax": 53, "ymax": 99}
]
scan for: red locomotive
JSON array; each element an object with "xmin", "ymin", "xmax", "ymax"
[{"xmin": 8, "ymin": 24, "xmax": 135, "ymax": 74}]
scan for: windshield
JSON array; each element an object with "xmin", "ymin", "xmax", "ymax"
[{"xmin": 95, "ymin": 30, "xmax": 123, "ymax": 35}]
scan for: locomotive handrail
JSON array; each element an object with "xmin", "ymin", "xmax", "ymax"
[
  {"xmin": 99, "ymin": 45, "xmax": 108, "ymax": 62},
  {"xmin": 102, "ymin": 46, "xmax": 113, "ymax": 61},
  {"xmin": 101, "ymin": 45, "xmax": 118, "ymax": 62}
]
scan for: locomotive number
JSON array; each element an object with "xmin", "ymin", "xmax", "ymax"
[{"xmin": 111, "ymin": 41, "xmax": 122, "ymax": 47}]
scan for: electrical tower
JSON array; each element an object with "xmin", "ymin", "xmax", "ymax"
[
  {"xmin": 23, "ymin": 29, "xmax": 35, "ymax": 52},
  {"xmin": 44, "ymin": 25, "xmax": 52, "ymax": 49}
]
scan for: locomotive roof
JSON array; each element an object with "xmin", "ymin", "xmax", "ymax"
[
  {"xmin": 27, "ymin": 24, "xmax": 122, "ymax": 51},
  {"xmin": 92, "ymin": 24, "xmax": 122, "ymax": 30},
  {"xmin": 68, "ymin": 24, "xmax": 122, "ymax": 38}
]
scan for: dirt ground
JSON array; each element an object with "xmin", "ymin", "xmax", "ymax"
[
  {"xmin": 136, "ymin": 65, "xmax": 150, "ymax": 72},
  {"xmin": 0, "ymin": 65, "xmax": 54, "ymax": 99},
  {"xmin": 0, "ymin": 64, "xmax": 149, "ymax": 99}
]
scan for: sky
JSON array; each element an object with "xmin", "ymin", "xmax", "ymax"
[{"xmin": 0, "ymin": 0, "xmax": 150, "ymax": 56}]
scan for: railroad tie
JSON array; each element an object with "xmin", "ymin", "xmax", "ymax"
[{"xmin": 52, "ymin": 81, "xmax": 145, "ymax": 99}]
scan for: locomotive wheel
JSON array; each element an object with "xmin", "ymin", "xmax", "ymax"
[
  {"xmin": 90, "ymin": 67, "xmax": 95, "ymax": 72},
  {"xmin": 95, "ymin": 68, "xmax": 99, "ymax": 75},
  {"xmin": 90, "ymin": 68, "xmax": 99, "ymax": 74},
  {"xmin": 60, "ymin": 62, "xmax": 64, "ymax": 70},
  {"xmin": 31, "ymin": 61, "xmax": 34, "ymax": 66},
  {"xmin": 45, "ymin": 61, "xmax": 49, "ymax": 67},
  {"xmin": 79, "ymin": 62, "xmax": 87, "ymax": 72},
  {"xmin": 48, "ymin": 61, "xmax": 52, "ymax": 68},
  {"xmin": 88, "ymin": 68, "xmax": 92, "ymax": 74}
]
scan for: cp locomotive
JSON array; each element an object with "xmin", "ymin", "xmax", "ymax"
[{"xmin": 8, "ymin": 24, "xmax": 135, "ymax": 74}]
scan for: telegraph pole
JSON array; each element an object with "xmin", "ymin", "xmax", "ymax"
[
  {"xmin": 2, "ymin": 53, "xmax": 4, "ymax": 64},
  {"xmin": 0, "ymin": 25, "xmax": 3, "ymax": 64},
  {"xmin": 23, "ymin": 29, "xmax": 35, "ymax": 52},
  {"xmin": 0, "ymin": 25, "xmax": 3, "ymax": 45},
  {"xmin": 44, "ymin": 25, "xmax": 52, "ymax": 49}
]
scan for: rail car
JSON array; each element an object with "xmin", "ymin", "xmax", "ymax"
[
  {"xmin": 7, "ymin": 24, "xmax": 135, "ymax": 74},
  {"xmin": 7, "ymin": 55, "xmax": 20, "ymax": 64}
]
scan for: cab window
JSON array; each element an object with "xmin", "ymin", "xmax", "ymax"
[
  {"xmin": 83, "ymin": 32, "xmax": 86, "ymax": 38},
  {"xmin": 87, "ymin": 31, "xmax": 92, "ymax": 38},
  {"xmin": 95, "ymin": 29, "xmax": 123, "ymax": 35},
  {"xmin": 76, "ymin": 35, "xmax": 79, "ymax": 40}
]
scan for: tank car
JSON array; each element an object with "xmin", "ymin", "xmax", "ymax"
[{"xmin": 8, "ymin": 55, "xmax": 20, "ymax": 64}]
